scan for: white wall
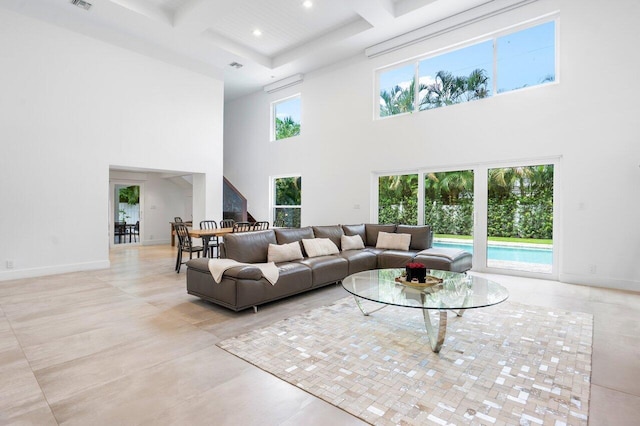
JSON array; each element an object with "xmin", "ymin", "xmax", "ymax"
[
  {"xmin": 224, "ymin": 0, "xmax": 640, "ymax": 291},
  {"xmin": 0, "ymin": 8, "xmax": 224, "ymax": 280}
]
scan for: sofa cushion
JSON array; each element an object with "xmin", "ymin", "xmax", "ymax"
[
  {"xmin": 274, "ymin": 227, "xmax": 314, "ymax": 256},
  {"xmin": 365, "ymin": 224, "xmax": 396, "ymax": 246},
  {"xmin": 396, "ymin": 225, "xmax": 432, "ymax": 250},
  {"xmin": 298, "ymin": 255, "xmax": 349, "ymax": 287},
  {"xmin": 312, "ymin": 225, "xmax": 344, "ymax": 249},
  {"xmin": 302, "ymin": 238, "xmax": 339, "ymax": 258},
  {"xmin": 341, "ymin": 234, "xmax": 365, "ymax": 251},
  {"xmin": 339, "ymin": 250, "xmax": 377, "ymax": 275},
  {"xmin": 342, "ymin": 224, "xmax": 366, "ymax": 245},
  {"xmin": 376, "ymin": 250, "xmax": 417, "ymax": 269},
  {"xmin": 223, "ymin": 230, "xmax": 277, "ymax": 263},
  {"xmin": 376, "ymin": 231, "xmax": 411, "ymax": 251},
  {"xmin": 267, "ymin": 242, "xmax": 304, "ymax": 263},
  {"xmin": 274, "ymin": 227, "xmax": 315, "ymax": 244}
]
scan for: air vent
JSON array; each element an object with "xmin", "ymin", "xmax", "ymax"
[
  {"xmin": 229, "ymin": 62, "xmax": 243, "ymax": 69},
  {"xmin": 70, "ymin": 0, "xmax": 92, "ymax": 11}
]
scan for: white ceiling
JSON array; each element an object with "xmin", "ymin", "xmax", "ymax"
[{"xmin": 1, "ymin": 0, "xmax": 525, "ymax": 100}]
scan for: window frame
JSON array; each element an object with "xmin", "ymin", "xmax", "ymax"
[
  {"xmin": 271, "ymin": 174, "xmax": 302, "ymax": 228},
  {"xmin": 270, "ymin": 94, "xmax": 302, "ymax": 142},
  {"xmin": 375, "ymin": 17, "xmax": 558, "ymax": 119}
]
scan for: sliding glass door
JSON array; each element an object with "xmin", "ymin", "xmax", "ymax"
[
  {"xmin": 375, "ymin": 160, "xmax": 557, "ymax": 277},
  {"xmin": 424, "ymin": 170, "xmax": 474, "ymax": 252},
  {"xmin": 486, "ymin": 165, "xmax": 554, "ymax": 273}
]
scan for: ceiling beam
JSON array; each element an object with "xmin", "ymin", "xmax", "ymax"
[{"xmin": 344, "ymin": 0, "xmax": 396, "ymax": 27}]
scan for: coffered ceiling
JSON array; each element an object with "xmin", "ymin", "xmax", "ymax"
[{"xmin": 1, "ymin": 0, "xmax": 529, "ymax": 100}]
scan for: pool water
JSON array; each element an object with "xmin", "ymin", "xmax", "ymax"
[{"xmin": 433, "ymin": 241, "xmax": 552, "ymax": 265}]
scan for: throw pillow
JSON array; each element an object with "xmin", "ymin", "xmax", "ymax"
[
  {"xmin": 341, "ymin": 234, "xmax": 365, "ymax": 251},
  {"xmin": 267, "ymin": 242, "xmax": 303, "ymax": 263},
  {"xmin": 302, "ymin": 238, "xmax": 340, "ymax": 258},
  {"xmin": 375, "ymin": 232, "xmax": 411, "ymax": 251}
]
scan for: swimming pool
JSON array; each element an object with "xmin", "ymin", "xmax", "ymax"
[{"xmin": 433, "ymin": 241, "xmax": 552, "ymax": 265}]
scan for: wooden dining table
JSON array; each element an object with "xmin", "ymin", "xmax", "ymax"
[{"xmin": 188, "ymin": 227, "xmax": 235, "ymax": 258}]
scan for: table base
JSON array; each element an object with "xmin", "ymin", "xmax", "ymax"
[{"xmin": 351, "ymin": 295, "xmax": 465, "ymax": 353}]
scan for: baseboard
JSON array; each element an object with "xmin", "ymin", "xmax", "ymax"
[
  {"xmin": 0, "ymin": 260, "xmax": 110, "ymax": 282},
  {"xmin": 142, "ymin": 239, "xmax": 170, "ymax": 246},
  {"xmin": 559, "ymin": 272, "xmax": 640, "ymax": 292}
]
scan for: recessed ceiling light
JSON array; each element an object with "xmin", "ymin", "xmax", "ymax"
[
  {"xmin": 252, "ymin": 29, "xmax": 262, "ymax": 37},
  {"xmin": 302, "ymin": 1, "xmax": 313, "ymax": 8}
]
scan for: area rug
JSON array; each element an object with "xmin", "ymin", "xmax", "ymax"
[{"xmin": 218, "ymin": 297, "xmax": 592, "ymax": 425}]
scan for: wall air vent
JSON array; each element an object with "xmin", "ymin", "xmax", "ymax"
[{"xmin": 70, "ymin": 0, "xmax": 92, "ymax": 11}]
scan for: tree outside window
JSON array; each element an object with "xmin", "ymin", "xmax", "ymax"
[
  {"xmin": 272, "ymin": 96, "xmax": 301, "ymax": 141},
  {"xmin": 273, "ymin": 176, "xmax": 301, "ymax": 227}
]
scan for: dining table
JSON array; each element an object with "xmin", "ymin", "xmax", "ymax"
[{"xmin": 188, "ymin": 227, "xmax": 235, "ymax": 258}]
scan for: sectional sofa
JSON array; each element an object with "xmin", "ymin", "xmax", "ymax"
[{"xmin": 186, "ymin": 224, "xmax": 472, "ymax": 312}]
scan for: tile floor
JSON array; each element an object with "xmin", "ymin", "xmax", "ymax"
[{"xmin": 0, "ymin": 245, "xmax": 638, "ymax": 425}]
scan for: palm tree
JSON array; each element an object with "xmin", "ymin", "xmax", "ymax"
[
  {"xmin": 380, "ymin": 80, "xmax": 427, "ymax": 117},
  {"xmin": 420, "ymin": 68, "xmax": 490, "ymax": 109},
  {"xmin": 421, "ymin": 71, "xmax": 467, "ymax": 109},
  {"xmin": 275, "ymin": 116, "xmax": 300, "ymax": 140}
]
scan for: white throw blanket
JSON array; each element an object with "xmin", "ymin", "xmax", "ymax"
[{"xmin": 207, "ymin": 259, "xmax": 279, "ymax": 285}]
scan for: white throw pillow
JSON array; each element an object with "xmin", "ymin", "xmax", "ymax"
[
  {"xmin": 375, "ymin": 232, "xmax": 411, "ymax": 251},
  {"xmin": 267, "ymin": 242, "xmax": 303, "ymax": 263},
  {"xmin": 341, "ymin": 234, "xmax": 365, "ymax": 251},
  {"xmin": 302, "ymin": 238, "xmax": 340, "ymax": 258}
]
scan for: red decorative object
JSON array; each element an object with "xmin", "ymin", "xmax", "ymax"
[{"xmin": 405, "ymin": 262, "xmax": 427, "ymax": 283}]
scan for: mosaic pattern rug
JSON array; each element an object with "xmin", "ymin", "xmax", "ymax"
[{"xmin": 218, "ymin": 298, "xmax": 592, "ymax": 425}]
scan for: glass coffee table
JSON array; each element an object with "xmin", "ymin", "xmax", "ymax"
[{"xmin": 341, "ymin": 269, "xmax": 509, "ymax": 353}]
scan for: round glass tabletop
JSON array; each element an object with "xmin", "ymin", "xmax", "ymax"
[{"xmin": 341, "ymin": 268, "xmax": 509, "ymax": 311}]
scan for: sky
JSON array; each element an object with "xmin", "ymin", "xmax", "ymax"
[
  {"xmin": 379, "ymin": 21, "xmax": 556, "ymax": 98},
  {"xmin": 274, "ymin": 96, "xmax": 301, "ymax": 123}
]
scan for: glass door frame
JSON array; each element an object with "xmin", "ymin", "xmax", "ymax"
[{"xmin": 372, "ymin": 156, "xmax": 561, "ymax": 280}]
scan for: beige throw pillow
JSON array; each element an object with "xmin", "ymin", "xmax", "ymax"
[
  {"xmin": 341, "ymin": 234, "xmax": 365, "ymax": 251},
  {"xmin": 375, "ymin": 231, "xmax": 411, "ymax": 251},
  {"xmin": 302, "ymin": 238, "xmax": 340, "ymax": 258},
  {"xmin": 267, "ymin": 242, "xmax": 303, "ymax": 263}
]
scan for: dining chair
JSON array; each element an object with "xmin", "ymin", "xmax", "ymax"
[
  {"xmin": 252, "ymin": 221, "xmax": 270, "ymax": 231},
  {"xmin": 114, "ymin": 221, "xmax": 126, "ymax": 244},
  {"xmin": 130, "ymin": 220, "xmax": 140, "ymax": 243},
  {"xmin": 199, "ymin": 220, "xmax": 220, "ymax": 258},
  {"xmin": 174, "ymin": 217, "xmax": 183, "ymax": 223},
  {"xmin": 174, "ymin": 222, "xmax": 204, "ymax": 273},
  {"xmin": 219, "ymin": 219, "xmax": 235, "ymax": 229},
  {"xmin": 233, "ymin": 221, "xmax": 252, "ymax": 232}
]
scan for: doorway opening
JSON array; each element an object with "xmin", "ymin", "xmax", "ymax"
[{"xmin": 114, "ymin": 184, "xmax": 141, "ymax": 245}]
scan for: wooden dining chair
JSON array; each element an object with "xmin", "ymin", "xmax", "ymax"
[
  {"xmin": 219, "ymin": 219, "xmax": 235, "ymax": 229},
  {"xmin": 199, "ymin": 220, "xmax": 220, "ymax": 258},
  {"xmin": 252, "ymin": 221, "xmax": 270, "ymax": 231},
  {"xmin": 174, "ymin": 222, "xmax": 204, "ymax": 273},
  {"xmin": 233, "ymin": 221, "xmax": 252, "ymax": 232}
]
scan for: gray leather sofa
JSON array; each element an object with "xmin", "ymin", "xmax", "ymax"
[{"xmin": 186, "ymin": 223, "xmax": 472, "ymax": 312}]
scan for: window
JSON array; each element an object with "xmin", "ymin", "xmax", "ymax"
[
  {"xmin": 379, "ymin": 64, "xmax": 416, "ymax": 117},
  {"xmin": 378, "ymin": 174, "xmax": 418, "ymax": 225},
  {"xmin": 272, "ymin": 95, "xmax": 301, "ymax": 141},
  {"xmin": 273, "ymin": 176, "xmax": 302, "ymax": 227},
  {"xmin": 376, "ymin": 20, "xmax": 556, "ymax": 118},
  {"xmin": 496, "ymin": 21, "xmax": 556, "ymax": 93},
  {"xmin": 418, "ymin": 41, "xmax": 493, "ymax": 110}
]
